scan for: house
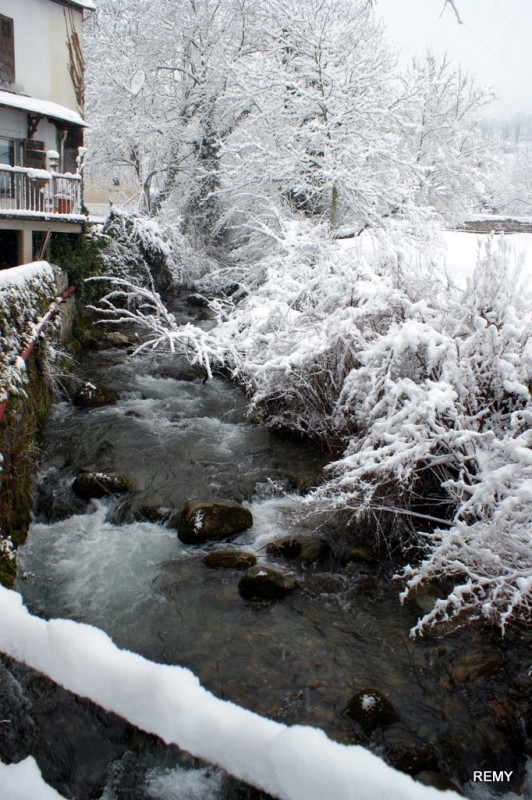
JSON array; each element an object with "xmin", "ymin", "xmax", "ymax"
[{"xmin": 0, "ymin": 0, "xmax": 94, "ymax": 268}]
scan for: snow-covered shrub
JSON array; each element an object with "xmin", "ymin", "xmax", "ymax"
[
  {"xmin": 89, "ymin": 277, "xmax": 233, "ymax": 377},
  {"xmin": 212, "ymin": 226, "xmax": 531, "ymax": 632},
  {"xmin": 214, "ymin": 219, "xmax": 443, "ymax": 443},
  {"xmin": 307, "ymin": 234, "xmax": 531, "ymax": 631},
  {"xmin": 97, "ymin": 210, "xmax": 210, "ymax": 291}
]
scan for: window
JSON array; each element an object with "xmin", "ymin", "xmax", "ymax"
[
  {"xmin": 22, "ymin": 140, "xmax": 46, "ymax": 169},
  {"xmin": 0, "ymin": 14, "xmax": 15, "ymax": 85},
  {"xmin": 0, "ymin": 137, "xmax": 14, "ymax": 197}
]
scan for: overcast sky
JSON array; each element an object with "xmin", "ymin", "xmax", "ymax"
[{"xmin": 375, "ymin": 0, "xmax": 532, "ymax": 118}]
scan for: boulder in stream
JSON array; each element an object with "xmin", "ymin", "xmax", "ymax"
[
  {"xmin": 266, "ymin": 534, "xmax": 328, "ymax": 562},
  {"xmin": 344, "ymin": 689, "xmax": 400, "ymax": 734},
  {"xmin": 186, "ymin": 293, "xmax": 210, "ymax": 308},
  {"xmin": 72, "ymin": 470, "xmax": 130, "ymax": 500},
  {"xmin": 71, "ymin": 381, "xmax": 117, "ymax": 409},
  {"xmin": 178, "ymin": 501, "xmax": 253, "ymax": 544},
  {"xmin": 203, "ymin": 550, "xmax": 257, "ymax": 570},
  {"xmin": 349, "ymin": 546, "xmax": 374, "ymax": 563},
  {"xmin": 83, "ymin": 330, "xmax": 133, "ymax": 350},
  {"xmin": 238, "ymin": 565, "xmax": 297, "ymax": 600}
]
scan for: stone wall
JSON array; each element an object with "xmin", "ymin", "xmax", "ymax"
[
  {"xmin": 460, "ymin": 218, "xmax": 532, "ymax": 234},
  {"xmin": 0, "ymin": 264, "xmax": 70, "ymax": 586},
  {"xmin": 0, "ymin": 348, "xmax": 54, "ymax": 585}
]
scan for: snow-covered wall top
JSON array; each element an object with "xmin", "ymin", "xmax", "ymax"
[
  {"xmin": 0, "ymin": 586, "xmax": 458, "ymax": 800},
  {"xmin": 0, "ymin": 0, "xmax": 84, "ymax": 112}
]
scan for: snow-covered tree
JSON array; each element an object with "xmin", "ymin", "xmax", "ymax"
[
  {"xmin": 400, "ymin": 52, "xmax": 494, "ymax": 224},
  {"xmin": 84, "ymin": 0, "xmax": 168, "ymax": 212},
  {"xmin": 85, "ymin": 0, "xmax": 257, "ymax": 232},
  {"xmin": 218, "ymin": 0, "xmax": 417, "ymax": 243}
]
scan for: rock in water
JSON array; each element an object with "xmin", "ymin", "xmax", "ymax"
[
  {"xmin": 71, "ymin": 381, "xmax": 117, "ymax": 408},
  {"xmin": 72, "ymin": 471, "xmax": 130, "ymax": 499},
  {"xmin": 178, "ymin": 501, "xmax": 253, "ymax": 544},
  {"xmin": 238, "ymin": 565, "xmax": 297, "ymax": 600},
  {"xmin": 266, "ymin": 534, "xmax": 328, "ymax": 561},
  {"xmin": 186, "ymin": 293, "xmax": 209, "ymax": 308},
  {"xmin": 203, "ymin": 550, "xmax": 257, "ymax": 569},
  {"xmin": 344, "ymin": 689, "xmax": 400, "ymax": 734}
]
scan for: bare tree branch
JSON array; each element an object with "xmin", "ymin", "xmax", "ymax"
[{"xmin": 441, "ymin": 0, "xmax": 463, "ymax": 24}]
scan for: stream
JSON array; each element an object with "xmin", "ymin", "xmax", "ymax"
[{"xmin": 2, "ymin": 296, "xmax": 530, "ymax": 800}]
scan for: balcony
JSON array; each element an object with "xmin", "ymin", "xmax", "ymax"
[{"xmin": 0, "ymin": 164, "xmax": 83, "ymax": 219}]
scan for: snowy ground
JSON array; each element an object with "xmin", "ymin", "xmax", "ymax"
[
  {"xmin": 341, "ymin": 229, "xmax": 532, "ymax": 293},
  {"xmin": 440, "ymin": 231, "xmax": 532, "ymax": 291}
]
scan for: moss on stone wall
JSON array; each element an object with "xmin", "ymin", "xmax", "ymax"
[
  {"xmin": 50, "ymin": 228, "xmax": 105, "ymax": 300},
  {"xmin": 0, "ymin": 347, "xmax": 55, "ymax": 587}
]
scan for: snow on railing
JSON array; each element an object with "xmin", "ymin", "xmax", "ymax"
[
  {"xmin": 0, "ymin": 164, "xmax": 82, "ymax": 217},
  {"xmin": 0, "ymin": 586, "xmax": 459, "ymax": 800}
]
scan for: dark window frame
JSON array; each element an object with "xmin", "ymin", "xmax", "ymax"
[{"xmin": 0, "ymin": 13, "xmax": 15, "ymax": 85}]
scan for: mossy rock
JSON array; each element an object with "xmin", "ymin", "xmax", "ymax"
[
  {"xmin": 266, "ymin": 534, "xmax": 328, "ymax": 562},
  {"xmin": 71, "ymin": 381, "xmax": 117, "ymax": 408},
  {"xmin": 178, "ymin": 501, "xmax": 253, "ymax": 544},
  {"xmin": 203, "ymin": 550, "xmax": 257, "ymax": 570},
  {"xmin": 83, "ymin": 330, "xmax": 132, "ymax": 350},
  {"xmin": 344, "ymin": 689, "xmax": 400, "ymax": 734},
  {"xmin": 238, "ymin": 565, "xmax": 297, "ymax": 600},
  {"xmin": 0, "ymin": 548, "xmax": 17, "ymax": 588},
  {"xmin": 72, "ymin": 470, "xmax": 130, "ymax": 499}
]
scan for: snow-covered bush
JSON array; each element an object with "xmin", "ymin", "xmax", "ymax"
[
  {"xmin": 89, "ymin": 277, "xmax": 233, "ymax": 377},
  {"xmin": 97, "ymin": 210, "xmax": 210, "ymax": 291},
  {"xmin": 307, "ymin": 234, "xmax": 531, "ymax": 632},
  {"xmin": 211, "ymin": 226, "xmax": 531, "ymax": 632}
]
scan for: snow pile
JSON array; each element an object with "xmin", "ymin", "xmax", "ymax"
[{"xmin": 0, "ymin": 586, "xmax": 457, "ymax": 800}]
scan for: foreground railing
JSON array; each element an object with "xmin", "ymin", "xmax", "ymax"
[{"xmin": 0, "ymin": 164, "xmax": 82, "ymax": 216}]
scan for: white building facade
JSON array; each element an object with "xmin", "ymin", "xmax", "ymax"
[{"xmin": 0, "ymin": 0, "xmax": 94, "ymax": 267}]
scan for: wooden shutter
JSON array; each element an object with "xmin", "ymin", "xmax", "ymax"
[{"xmin": 0, "ymin": 15, "xmax": 15, "ymax": 85}]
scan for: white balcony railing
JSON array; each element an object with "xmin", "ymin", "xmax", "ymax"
[{"xmin": 0, "ymin": 164, "xmax": 82, "ymax": 217}]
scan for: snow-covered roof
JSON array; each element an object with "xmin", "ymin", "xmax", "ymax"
[
  {"xmin": 62, "ymin": 0, "xmax": 96, "ymax": 10},
  {"xmin": 0, "ymin": 91, "xmax": 87, "ymax": 127}
]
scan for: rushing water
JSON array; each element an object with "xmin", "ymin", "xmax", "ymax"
[{"xmin": 6, "ymin": 302, "xmax": 530, "ymax": 799}]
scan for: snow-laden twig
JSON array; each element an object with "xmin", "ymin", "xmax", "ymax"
[{"xmin": 87, "ymin": 277, "xmax": 236, "ymax": 378}]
